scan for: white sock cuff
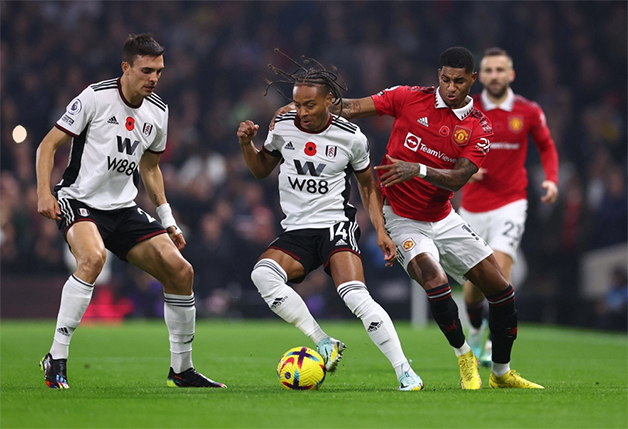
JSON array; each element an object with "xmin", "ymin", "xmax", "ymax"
[
  {"xmin": 252, "ymin": 259, "xmax": 288, "ymax": 283},
  {"xmin": 69, "ymin": 274, "xmax": 95, "ymax": 291},
  {"xmin": 164, "ymin": 293, "xmax": 195, "ymax": 307},
  {"xmin": 337, "ymin": 281, "xmax": 368, "ymax": 299}
]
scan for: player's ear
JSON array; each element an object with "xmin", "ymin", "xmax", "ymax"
[
  {"xmin": 470, "ymin": 71, "xmax": 478, "ymax": 85},
  {"xmin": 121, "ymin": 61, "xmax": 130, "ymax": 74},
  {"xmin": 510, "ymin": 68, "xmax": 516, "ymax": 83}
]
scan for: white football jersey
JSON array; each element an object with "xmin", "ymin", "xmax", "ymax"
[
  {"xmin": 54, "ymin": 78, "xmax": 168, "ymax": 210},
  {"xmin": 263, "ymin": 112, "xmax": 371, "ymax": 231}
]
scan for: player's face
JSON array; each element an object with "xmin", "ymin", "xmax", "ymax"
[
  {"xmin": 122, "ymin": 55, "xmax": 165, "ymax": 102},
  {"xmin": 292, "ymin": 84, "xmax": 332, "ymax": 132},
  {"xmin": 479, "ymin": 55, "xmax": 514, "ymax": 99},
  {"xmin": 438, "ymin": 66, "xmax": 477, "ymax": 109}
]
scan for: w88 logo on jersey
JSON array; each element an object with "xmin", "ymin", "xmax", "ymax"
[{"xmin": 288, "ymin": 177, "xmax": 329, "ymax": 194}]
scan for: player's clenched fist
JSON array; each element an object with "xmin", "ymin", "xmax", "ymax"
[{"xmin": 237, "ymin": 120, "xmax": 259, "ymax": 146}]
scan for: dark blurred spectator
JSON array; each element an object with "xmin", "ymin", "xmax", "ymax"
[
  {"xmin": 595, "ymin": 267, "xmax": 628, "ymax": 331},
  {"xmin": 589, "ymin": 165, "xmax": 628, "ymax": 250}
]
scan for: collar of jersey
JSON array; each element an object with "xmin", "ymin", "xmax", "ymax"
[
  {"xmin": 117, "ymin": 78, "xmax": 143, "ymax": 109},
  {"xmin": 481, "ymin": 88, "xmax": 514, "ymax": 112},
  {"xmin": 435, "ymin": 89, "xmax": 474, "ymax": 120}
]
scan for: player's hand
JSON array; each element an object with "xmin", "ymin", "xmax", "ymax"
[
  {"xmin": 376, "ymin": 231, "xmax": 397, "ymax": 267},
  {"xmin": 269, "ymin": 103, "xmax": 295, "ymax": 130},
  {"xmin": 168, "ymin": 225, "xmax": 186, "ymax": 250},
  {"xmin": 37, "ymin": 193, "xmax": 61, "ymax": 220},
  {"xmin": 237, "ymin": 120, "xmax": 259, "ymax": 146},
  {"xmin": 540, "ymin": 180, "xmax": 558, "ymax": 205},
  {"xmin": 467, "ymin": 167, "xmax": 487, "ymax": 183},
  {"xmin": 374, "ymin": 155, "xmax": 420, "ymax": 187}
]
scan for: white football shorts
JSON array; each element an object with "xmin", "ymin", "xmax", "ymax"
[
  {"xmin": 383, "ymin": 205, "xmax": 493, "ymax": 286},
  {"xmin": 458, "ymin": 199, "xmax": 527, "ymax": 261}
]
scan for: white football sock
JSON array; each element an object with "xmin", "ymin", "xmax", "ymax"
[
  {"xmin": 492, "ymin": 362, "xmax": 511, "ymax": 377},
  {"xmin": 338, "ymin": 281, "xmax": 412, "ymax": 377},
  {"xmin": 252, "ymin": 259, "xmax": 327, "ymax": 344},
  {"xmin": 454, "ymin": 342, "xmax": 472, "ymax": 357},
  {"xmin": 49, "ymin": 275, "xmax": 94, "ymax": 359},
  {"xmin": 164, "ymin": 293, "xmax": 195, "ymax": 373}
]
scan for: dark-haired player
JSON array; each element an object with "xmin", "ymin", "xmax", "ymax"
[
  {"xmin": 36, "ymin": 33, "xmax": 225, "ymax": 389},
  {"xmin": 274, "ymin": 47, "xmax": 543, "ymax": 389},
  {"xmin": 237, "ymin": 52, "xmax": 423, "ymax": 391},
  {"xmin": 459, "ymin": 47, "xmax": 559, "ymax": 366}
]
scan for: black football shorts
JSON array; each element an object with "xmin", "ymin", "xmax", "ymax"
[
  {"xmin": 268, "ymin": 220, "xmax": 361, "ymax": 283},
  {"xmin": 57, "ymin": 198, "xmax": 167, "ymax": 261}
]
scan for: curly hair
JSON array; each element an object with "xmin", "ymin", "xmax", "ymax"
[{"xmin": 265, "ymin": 48, "xmax": 348, "ymax": 105}]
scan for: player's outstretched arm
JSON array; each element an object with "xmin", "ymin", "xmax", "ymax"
[
  {"xmin": 329, "ymin": 97, "xmax": 378, "ymax": 120},
  {"xmin": 375, "ymin": 155, "xmax": 478, "ymax": 192},
  {"xmin": 36, "ymin": 127, "xmax": 72, "ymax": 221},
  {"xmin": 269, "ymin": 97, "xmax": 377, "ymax": 130},
  {"xmin": 237, "ymin": 120, "xmax": 281, "ymax": 179},
  {"xmin": 139, "ymin": 151, "xmax": 186, "ymax": 250},
  {"xmin": 354, "ymin": 168, "xmax": 397, "ymax": 267}
]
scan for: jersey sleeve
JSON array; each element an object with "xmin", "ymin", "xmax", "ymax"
[
  {"xmin": 460, "ymin": 113, "xmax": 493, "ymax": 168},
  {"xmin": 262, "ymin": 127, "xmax": 283, "ymax": 158},
  {"xmin": 371, "ymin": 85, "xmax": 408, "ymax": 118},
  {"xmin": 149, "ymin": 105, "xmax": 168, "ymax": 153},
  {"xmin": 55, "ymin": 86, "xmax": 96, "ymax": 137},
  {"xmin": 528, "ymin": 103, "xmax": 559, "ymax": 184},
  {"xmin": 350, "ymin": 129, "xmax": 371, "ymax": 173}
]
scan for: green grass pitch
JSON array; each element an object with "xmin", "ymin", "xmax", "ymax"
[{"xmin": 1, "ymin": 320, "xmax": 626, "ymax": 428}]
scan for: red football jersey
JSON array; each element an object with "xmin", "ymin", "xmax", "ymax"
[
  {"xmin": 372, "ymin": 86, "xmax": 493, "ymax": 222},
  {"xmin": 460, "ymin": 89, "xmax": 559, "ymax": 212}
]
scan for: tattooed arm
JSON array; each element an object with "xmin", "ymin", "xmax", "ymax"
[
  {"xmin": 374, "ymin": 155, "xmax": 478, "ymax": 192},
  {"xmin": 328, "ymin": 97, "xmax": 378, "ymax": 120}
]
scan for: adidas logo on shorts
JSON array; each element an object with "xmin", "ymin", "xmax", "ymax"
[{"xmin": 335, "ymin": 238, "xmax": 347, "ymax": 246}]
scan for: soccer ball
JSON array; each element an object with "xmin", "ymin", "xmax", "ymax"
[{"xmin": 277, "ymin": 346, "xmax": 326, "ymax": 390}]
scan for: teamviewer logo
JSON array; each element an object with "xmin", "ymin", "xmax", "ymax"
[{"xmin": 404, "ymin": 132, "xmax": 422, "ymax": 152}]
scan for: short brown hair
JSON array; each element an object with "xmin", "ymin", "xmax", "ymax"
[
  {"xmin": 482, "ymin": 47, "xmax": 513, "ymax": 67},
  {"xmin": 122, "ymin": 33, "xmax": 165, "ymax": 65}
]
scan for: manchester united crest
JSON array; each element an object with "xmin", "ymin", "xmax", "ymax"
[
  {"xmin": 402, "ymin": 239, "xmax": 415, "ymax": 251},
  {"xmin": 452, "ymin": 126, "xmax": 471, "ymax": 146},
  {"xmin": 508, "ymin": 115, "xmax": 524, "ymax": 133}
]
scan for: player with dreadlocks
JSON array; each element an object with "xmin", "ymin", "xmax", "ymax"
[{"xmin": 237, "ymin": 51, "xmax": 424, "ymax": 391}]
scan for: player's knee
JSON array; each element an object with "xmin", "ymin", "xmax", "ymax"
[
  {"xmin": 251, "ymin": 259, "xmax": 287, "ymax": 297},
  {"xmin": 162, "ymin": 259, "xmax": 193, "ymax": 295},
  {"xmin": 75, "ymin": 250, "xmax": 106, "ymax": 277},
  {"xmin": 407, "ymin": 255, "xmax": 448, "ymax": 289},
  {"xmin": 179, "ymin": 259, "xmax": 194, "ymax": 285}
]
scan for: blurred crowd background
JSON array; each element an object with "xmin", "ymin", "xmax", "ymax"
[{"xmin": 1, "ymin": 1, "xmax": 626, "ymax": 330}]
